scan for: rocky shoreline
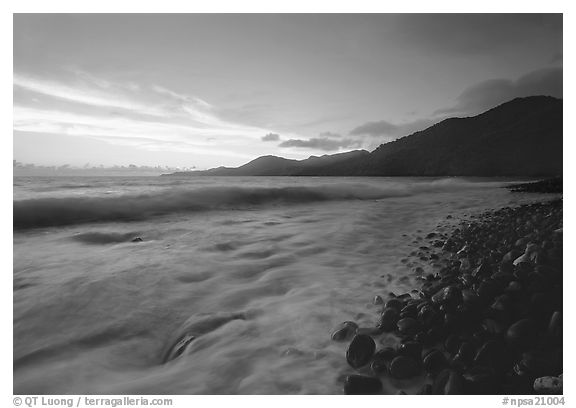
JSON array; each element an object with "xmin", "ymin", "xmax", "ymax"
[{"xmin": 333, "ymin": 184, "xmax": 563, "ymax": 395}]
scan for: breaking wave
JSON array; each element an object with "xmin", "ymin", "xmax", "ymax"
[{"xmin": 13, "ymin": 179, "xmax": 490, "ymax": 230}]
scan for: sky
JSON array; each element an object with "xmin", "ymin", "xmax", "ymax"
[{"xmin": 13, "ymin": 14, "xmax": 563, "ymax": 169}]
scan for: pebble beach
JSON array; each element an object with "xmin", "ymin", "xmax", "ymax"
[{"xmin": 336, "ymin": 179, "xmax": 563, "ymax": 395}]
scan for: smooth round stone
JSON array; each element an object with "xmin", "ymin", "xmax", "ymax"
[
  {"xmin": 370, "ymin": 358, "xmax": 388, "ymax": 375},
  {"xmin": 384, "ymin": 298, "xmax": 404, "ymax": 311},
  {"xmin": 506, "ymin": 319, "xmax": 538, "ymax": 349},
  {"xmin": 371, "ymin": 347, "xmax": 396, "ymax": 375},
  {"xmin": 477, "ymin": 280, "xmax": 501, "ymax": 301},
  {"xmin": 481, "ymin": 319, "xmax": 504, "ymax": 336},
  {"xmin": 463, "ymin": 366, "xmax": 498, "ymax": 394},
  {"xmin": 548, "ymin": 311, "xmax": 562, "ymax": 338},
  {"xmin": 432, "ymin": 285, "xmax": 462, "ymax": 306},
  {"xmin": 506, "ymin": 281, "xmax": 523, "ymax": 293},
  {"xmin": 397, "ymin": 317, "xmax": 422, "ymax": 336},
  {"xmin": 516, "ymin": 350, "xmax": 560, "ymax": 378},
  {"xmin": 343, "ymin": 375, "xmax": 382, "ymax": 395},
  {"xmin": 398, "ymin": 341, "xmax": 423, "ymax": 362},
  {"xmin": 379, "ymin": 307, "xmax": 399, "ymax": 331},
  {"xmin": 373, "ymin": 346, "xmax": 397, "ymax": 362},
  {"xmin": 452, "ymin": 342, "xmax": 475, "ymax": 366},
  {"xmin": 443, "ymin": 312, "xmax": 460, "ymax": 328},
  {"xmin": 373, "ymin": 295, "xmax": 384, "ymax": 305},
  {"xmin": 423, "ymin": 349, "xmax": 448, "ymax": 375},
  {"xmin": 533, "ymin": 376, "xmax": 562, "ymax": 395},
  {"xmin": 444, "ymin": 334, "xmax": 461, "ymax": 354},
  {"xmin": 346, "ymin": 334, "xmax": 376, "ymax": 368},
  {"xmin": 390, "ymin": 355, "xmax": 420, "ymax": 379},
  {"xmin": 417, "ymin": 305, "xmax": 440, "ymax": 327},
  {"xmin": 491, "ymin": 294, "xmax": 513, "ymax": 311},
  {"xmin": 331, "ymin": 321, "xmax": 358, "ymax": 341},
  {"xmin": 432, "ymin": 369, "xmax": 465, "ymax": 394},
  {"xmin": 414, "ymin": 331, "xmax": 429, "ymax": 345},
  {"xmin": 474, "ymin": 338, "xmax": 508, "ymax": 371},
  {"xmin": 417, "ymin": 384, "xmax": 432, "ymax": 395},
  {"xmin": 426, "ymin": 326, "xmax": 445, "ymax": 344}
]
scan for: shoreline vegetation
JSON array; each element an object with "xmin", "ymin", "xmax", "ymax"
[{"xmin": 334, "ymin": 178, "xmax": 563, "ymax": 395}]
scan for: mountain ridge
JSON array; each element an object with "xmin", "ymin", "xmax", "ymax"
[{"xmin": 165, "ymin": 96, "xmax": 562, "ymax": 177}]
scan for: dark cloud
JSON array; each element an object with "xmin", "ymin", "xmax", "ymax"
[
  {"xmin": 395, "ymin": 14, "xmax": 562, "ymax": 56},
  {"xmin": 437, "ymin": 67, "xmax": 562, "ymax": 115},
  {"xmin": 261, "ymin": 132, "xmax": 280, "ymax": 142},
  {"xmin": 349, "ymin": 118, "xmax": 435, "ymax": 139},
  {"xmin": 279, "ymin": 137, "xmax": 360, "ymax": 152}
]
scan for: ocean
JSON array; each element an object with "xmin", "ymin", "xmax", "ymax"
[{"xmin": 13, "ymin": 176, "xmax": 554, "ymax": 394}]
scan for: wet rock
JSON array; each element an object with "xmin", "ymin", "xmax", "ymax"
[
  {"xmin": 476, "ymin": 279, "xmax": 501, "ymax": 302},
  {"xmin": 534, "ymin": 376, "xmax": 563, "ymax": 395},
  {"xmin": 423, "ymin": 349, "xmax": 448, "ymax": 375},
  {"xmin": 379, "ymin": 307, "xmax": 399, "ymax": 332},
  {"xmin": 390, "ymin": 355, "xmax": 420, "ymax": 379},
  {"xmin": 503, "ymin": 249, "xmax": 522, "ymax": 263},
  {"xmin": 384, "ymin": 298, "xmax": 404, "ymax": 311},
  {"xmin": 417, "ymin": 384, "xmax": 432, "ymax": 394},
  {"xmin": 443, "ymin": 312, "xmax": 460, "ymax": 328},
  {"xmin": 444, "ymin": 334, "xmax": 461, "ymax": 354},
  {"xmin": 461, "ymin": 290, "xmax": 482, "ymax": 314},
  {"xmin": 463, "ymin": 366, "xmax": 499, "ymax": 394},
  {"xmin": 397, "ymin": 317, "xmax": 422, "ymax": 336},
  {"xmin": 418, "ymin": 304, "xmax": 441, "ymax": 327},
  {"xmin": 346, "ymin": 334, "xmax": 376, "ymax": 368},
  {"xmin": 374, "ymin": 346, "xmax": 397, "ymax": 362},
  {"xmin": 400, "ymin": 304, "xmax": 418, "ymax": 319},
  {"xmin": 373, "ymin": 295, "xmax": 383, "ymax": 305},
  {"xmin": 515, "ymin": 350, "xmax": 561, "ymax": 379},
  {"xmin": 491, "ymin": 294, "xmax": 513, "ymax": 312},
  {"xmin": 503, "ymin": 371, "xmax": 534, "ymax": 394},
  {"xmin": 432, "ymin": 285, "xmax": 462, "ymax": 308},
  {"xmin": 426, "ymin": 326, "xmax": 445, "ymax": 344},
  {"xmin": 451, "ymin": 342, "xmax": 475, "ymax": 368},
  {"xmin": 506, "ymin": 280, "xmax": 523, "ymax": 294},
  {"xmin": 343, "ymin": 375, "xmax": 382, "ymax": 395},
  {"xmin": 481, "ymin": 319, "xmax": 505, "ymax": 336},
  {"xmin": 432, "ymin": 369, "xmax": 465, "ymax": 394},
  {"xmin": 506, "ymin": 319, "xmax": 538, "ymax": 350},
  {"xmin": 331, "ymin": 321, "xmax": 358, "ymax": 341},
  {"xmin": 398, "ymin": 341, "xmax": 423, "ymax": 363},
  {"xmin": 131, "ymin": 237, "xmax": 143, "ymax": 242},
  {"xmin": 163, "ymin": 334, "xmax": 196, "ymax": 362},
  {"xmin": 371, "ymin": 347, "xmax": 396, "ymax": 375},
  {"xmin": 548, "ymin": 311, "xmax": 562, "ymax": 339},
  {"xmin": 474, "ymin": 338, "xmax": 508, "ymax": 371}
]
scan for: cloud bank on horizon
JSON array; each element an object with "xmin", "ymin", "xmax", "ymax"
[{"xmin": 13, "ymin": 14, "xmax": 562, "ymax": 169}]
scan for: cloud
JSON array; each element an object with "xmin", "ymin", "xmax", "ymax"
[
  {"xmin": 13, "ymin": 70, "xmax": 285, "ymax": 159},
  {"xmin": 279, "ymin": 137, "xmax": 360, "ymax": 152},
  {"xmin": 394, "ymin": 14, "xmax": 562, "ymax": 56},
  {"xmin": 436, "ymin": 67, "xmax": 562, "ymax": 115},
  {"xmin": 318, "ymin": 131, "xmax": 342, "ymax": 138},
  {"xmin": 262, "ymin": 132, "xmax": 280, "ymax": 142},
  {"xmin": 349, "ymin": 118, "xmax": 435, "ymax": 139}
]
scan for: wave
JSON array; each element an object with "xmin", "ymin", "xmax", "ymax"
[{"xmin": 13, "ymin": 179, "xmax": 491, "ymax": 230}]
